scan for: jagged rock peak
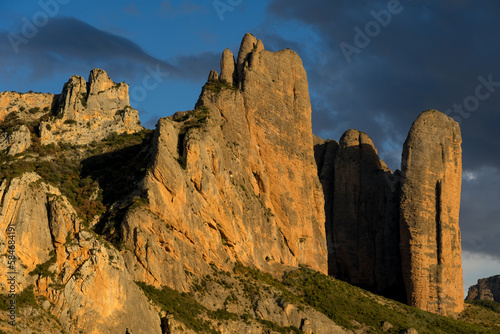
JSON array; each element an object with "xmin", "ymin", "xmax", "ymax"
[
  {"xmin": 40, "ymin": 68, "xmax": 141, "ymax": 145},
  {"xmin": 208, "ymin": 70, "xmax": 219, "ymax": 81},
  {"xmin": 234, "ymin": 33, "xmax": 265, "ymax": 83},
  {"xmin": 236, "ymin": 33, "xmax": 258, "ymax": 74},
  {"xmin": 59, "ymin": 75, "xmax": 87, "ymax": 117},
  {"xmin": 87, "ymin": 68, "xmax": 118, "ymax": 95},
  {"xmin": 400, "ymin": 109, "xmax": 463, "ymax": 317}
]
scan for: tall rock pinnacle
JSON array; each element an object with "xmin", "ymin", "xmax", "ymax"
[
  {"xmin": 400, "ymin": 109, "xmax": 463, "ymax": 316},
  {"xmin": 220, "ymin": 48, "xmax": 235, "ymax": 85},
  {"xmin": 316, "ymin": 129, "xmax": 404, "ymax": 300}
]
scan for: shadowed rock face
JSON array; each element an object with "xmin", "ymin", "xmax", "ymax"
[
  {"xmin": 120, "ymin": 33, "xmax": 328, "ymax": 290},
  {"xmin": 400, "ymin": 109, "xmax": 463, "ymax": 317},
  {"xmin": 466, "ymin": 275, "xmax": 500, "ymax": 302},
  {"xmin": 315, "ymin": 130, "xmax": 405, "ymax": 301}
]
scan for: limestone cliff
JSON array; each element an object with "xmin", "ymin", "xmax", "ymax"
[
  {"xmin": 0, "ymin": 173, "xmax": 161, "ymax": 333},
  {"xmin": 400, "ymin": 109, "xmax": 463, "ymax": 316},
  {"xmin": 466, "ymin": 275, "xmax": 500, "ymax": 302},
  {"xmin": 120, "ymin": 33, "xmax": 327, "ymax": 291}
]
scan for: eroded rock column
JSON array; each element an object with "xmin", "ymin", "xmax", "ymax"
[{"xmin": 400, "ymin": 109, "xmax": 463, "ymax": 317}]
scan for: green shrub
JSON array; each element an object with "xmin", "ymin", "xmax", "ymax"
[
  {"xmin": 29, "ymin": 253, "xmax": 57, "ymax": 278},
  {"xmin": 466, "ymin": 300, "xmax": 500, "ymax": 314},
  {"xmin": 203, "ymin": 80, "xmax": 237, "ymax": 94}
]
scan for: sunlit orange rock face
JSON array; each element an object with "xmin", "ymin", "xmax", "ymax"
[
  {"xmin": 120, "ymin": 33, "xmax": 328, "ymax": 289},
  {"xmin": 400, "ymin": 110, "xmax": 464, "ymax": 317}
]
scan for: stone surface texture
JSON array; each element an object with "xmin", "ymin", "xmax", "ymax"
[
  {"xmin": 120, "ymin": 33, "xmax": 327, "ymax": 291},
  {"xmin": 400, "ymin": 109, "xmax": 463, "ymax": 317},
  {"xmin": 0, "ymin": 173, "xmax": 161, "ymax": 334}
]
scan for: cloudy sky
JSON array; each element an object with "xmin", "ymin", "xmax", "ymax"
[{"xmin": 1, "ymin": 0, "xmax": 498, "ymax": 294}]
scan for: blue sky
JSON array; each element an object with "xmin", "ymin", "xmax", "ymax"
[{"xmin": 1, "ymin": 0, "xmax": 499, "ymax": 295}]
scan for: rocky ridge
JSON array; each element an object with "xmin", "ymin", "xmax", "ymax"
[{"xmin": 0, "ymin": 68, "xmax": 142, "ymax": 156}]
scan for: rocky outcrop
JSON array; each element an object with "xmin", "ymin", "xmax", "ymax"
[
  {"xmin": 0, "ymin": 91, "xmax": 55, "ymax": 123},
  {"xmin": 0, "ymin": 173, "xmax": 161, "ymax": 333},
  {"xmin": 328, "ymin": 129, "xmax": 403, "ymax": 299},
  {"xmin": 0, "ymin": 124, "xmax": 31, "ymax": 155},
  {"xmin": 400, "ymin": 109, "xmax": 463, "ymax": 316},
  {"xmin": 120, "ymin": 33, "xmax": 327, "ymax": 290},
  {"xmin": 466, "ymin": 275, "xmax": 500, "ymax": 302},
  {"xmin": 39, "ymin": 68, "xmax": 142, "ymax": 145}
]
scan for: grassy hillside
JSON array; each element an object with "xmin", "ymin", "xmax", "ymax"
[{"xmin": 136, "ymin": 263, "xmax": 500, "ymax": 333}]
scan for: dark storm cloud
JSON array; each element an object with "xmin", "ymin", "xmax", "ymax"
[
  {"xmin": 267, "ymin": 0, "xmax": 500, "ymax": 258},
  {"xmin": 460, "ymin": 167, "xmax": 500, "ymax": 256},
  {"xmin": 0, "ymin": 17, "xmax": 179, "ymax": 82}
]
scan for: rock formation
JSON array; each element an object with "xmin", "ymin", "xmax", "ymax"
[
  {"xmin": 0, "ymin": 91, "xmax": 55, "ymax": 123},
  {"xmin": 0, "ymin": 173, "xmax": 160, "ymax": 333},
  {"xmin": 330, "ymin": 130, "xmax": 402, "ymax": 298},
  {"xmin": 39, "ymin": 68, "xmax": 142, "ymax": 145},
  {"xmin": 315, "ymin": 110, "xmax": 464, "ymax": 315},
  {"xmin": 220, "ymin": 48, "xmax": 235, "ymax": 85},
  {"xmin": 0, "ymin": 33, "xmax": 470, "ymax": 332},
  {"xmin": 0, "ymin": 69, "xmax": 142, "ymax": 154},
  {"xmin": 0, "ymin": 124, "xmax": 31, "ymax": 155},
  {"xmin": 466, "ymin": 275, "xmax": 500, "ymax": 302},
  {"xmin": 400, "ymin": 109, "xmax": 463, "ymax": 316},
  {"xmin": 120, "ymin": 33, "xmax": 327, "ymax": 290},
  {"xmin": 319, "ymin": 129, "xmax": 403, "ymax": 299}
]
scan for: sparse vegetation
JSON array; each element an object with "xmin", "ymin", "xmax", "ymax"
[
  {"xmin": 176, "ymin": 155, "xmax": 187, "ymax": 169},
  {"xmin": 203, "ymin": 80, "xmax": 237, "ymax": 94},
  {"xmin": 28, "ymin": 253, "xmax": 57, "ymax": 279},
  {"xmin": 135, "ymin": 282, "xmax": 220, "ymax": 334}
]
